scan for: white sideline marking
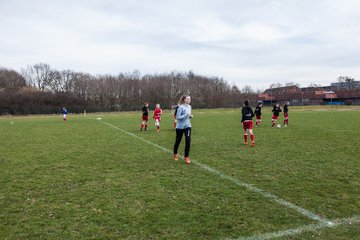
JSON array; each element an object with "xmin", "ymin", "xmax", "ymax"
[
  {"xmin": 234, "ymin": 215, "xmax": 360, "ymax": 240},
  {"xmin": 99, "ymin": 120, "xmax": 332, "ymax": 224}
]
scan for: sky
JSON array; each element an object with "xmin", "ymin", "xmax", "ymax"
[{"xmin": 1, "ymin": 0, "xmax": 360, "ymax": 90}]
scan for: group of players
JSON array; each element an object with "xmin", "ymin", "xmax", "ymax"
[
  {"xmin": 140, "ymin": 102, "xmax": 165, "ymax": 132},
  {"xmin": 254, "ymin": 101, "xmax": 290, "ymax": 128},
  {"xmin": 242, "ymin": 101, "xmax": 290, "ymax": 147},
  {"xmin": 139, "ymin": 97, "xmax": 290, "ymax": 164},
  {"xmin": 61, "ymin": 98, "xmax": 289, "ymax": 165}
]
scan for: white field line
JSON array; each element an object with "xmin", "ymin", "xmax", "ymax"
[
  {"xmin": 99, "ymin": 120, "xmax": 332, "ymax": 225},
  {"xmin": 234, "ymin": 215, "xmax": 360, "ymax": 240}
]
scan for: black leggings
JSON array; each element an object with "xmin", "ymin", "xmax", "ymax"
[{"xmin": 173, "ymin": 128, "xmax": 191, "ymax": 157}]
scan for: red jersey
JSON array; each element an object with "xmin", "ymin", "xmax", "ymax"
[{"xmin": 153, "ymin": 108, "xmax": 163, "ymax": 120}]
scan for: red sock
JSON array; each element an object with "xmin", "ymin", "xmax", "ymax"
[
  {"xmin": 145, "ymin": 124, "xmax": 147, "ymax": 130},
  {"xmin": 272, "ymin": 122, "xmax": 275, "ymax": 127},
  {"xmin": 244, "ymin": 134, "xmax": 248, "ymax": 142},
  {"xmin": 140, "ymin": 124, "xmax": 144, "ymax": 129},
  {"xmin": 174, "ymin": 122, "xmax": 176, "ymax": 128},
  {"xmin": 250, "ymin": 134, "xmax": 254, "ymax": 142},
  {"xmin": 157, "ymin": 126, "xmax": 160, "ymax": 130}
]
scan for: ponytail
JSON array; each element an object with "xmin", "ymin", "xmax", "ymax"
[{"xmin": 179, "ymin": 95, "xmax": 189, "ymax": 104}]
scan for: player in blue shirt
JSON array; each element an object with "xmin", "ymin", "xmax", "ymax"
[
  {"xmin": 62, "ymin": 107, "xmax": 68, "ymax": 122},
  {"xmin": 173, "ymin": 95, "xmax": 193, "ymax": 164}
]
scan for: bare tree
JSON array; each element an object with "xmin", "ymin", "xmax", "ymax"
[
  {"xmin": 58, "ymin": 70, "xmax": 77, "ymax": 93},
  {"xmin": 269, "ymin": 82, "xmax": 283, "ymax": 89},
  {"xmin": 22, "ymin": 63, "xmax": 54, "ymax": 91},
  {"xmin": 284, "ymin": 82, "xmax": 300, "ymax": 87},
  {"xmin": 0, "ymin": 68, "xmax": 26, "ymax": 89},
  {"xmin": 47, "ymin": 70, "xmax": 62, "ymax": 93},
  {"xmin": 241, "ymin": 85, "xmax": 257, "ymax": 105},
  {"xmin": 307, "ymin": 83, "xmax": 322, "ymax": 87},
  {"xmin": 8, "ymin": 63, "xmax": 261, "ymax": 114}
]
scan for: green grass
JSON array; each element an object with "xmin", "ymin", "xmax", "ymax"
[{"xmin": 0, "ymin": 107, "xmax": 359, "ymax": 239}]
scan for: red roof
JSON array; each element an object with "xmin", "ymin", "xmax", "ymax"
[
  {"xmin": 262, "ymin": 86, "xmax": 302, "ymax": 95},
  {"xmin": 259, "ymin": 86, "xmax": 360, "ymax": 101}
]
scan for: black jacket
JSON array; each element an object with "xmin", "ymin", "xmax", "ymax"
[
  {"xmin": 241, "ymin": 106, "xmax": 254, "ymax": 122},
  {"xmin": 283, "ymin": 105, "xmax": 288, "ymax": 113},
  {"xmin": 255, "ymin": 105, "xmax": 262, "ymax": 116},
  {"xmin": 272, "ymin": 106, "xmax": 282, "ymax": 116},
  {"xmin": 142, "ymin": 105, "xmax": 149, "ymax": 116}
]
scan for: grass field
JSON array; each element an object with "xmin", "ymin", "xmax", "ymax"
[{"xmin": 1, "ymin": 107, "xmax": 360, "ymax": 239}]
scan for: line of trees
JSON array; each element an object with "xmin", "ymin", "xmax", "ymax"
[{"xmin": 0, "ymin": 63, "xmax": 259, "ymax": 115}]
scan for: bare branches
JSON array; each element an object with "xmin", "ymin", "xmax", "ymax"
[{"xmin": 2, "ymin": 64, "xmax": 259, "ymax": 114}]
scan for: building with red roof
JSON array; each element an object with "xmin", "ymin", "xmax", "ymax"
[{"xmin": 258, "ymin": 85, "xmax": 360, "ymax": 106}]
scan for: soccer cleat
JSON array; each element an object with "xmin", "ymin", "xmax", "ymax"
[
  {"xmin": 184, "ymin": 157, "xmax": 191, "ymax": 164},
  {"xmin": 251, "ymin": 141, "xmax": 255, "ymax": 147},
  {"xmin": 244, "ymin": 141, "xmax": 248, "ymax": 145},
  {"xmin": 173, "ymin": 154, "xmax": 178, "ymax": 161}
]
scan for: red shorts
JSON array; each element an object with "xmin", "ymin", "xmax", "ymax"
[
  {"xmin": 272, "ymin": 115, "xmax": 279, "ymax": 120},
  {"xmin": 142, "ymin": 115, "xmax": 148, "ymax": 121},
  {"xmin": 242, "ymin": 121, "xmax": 253, "ymax": 130},
  {"xmin": 256, "ymin": 115, "xmax": 262, "ymax": 120},
  {"xmin": 154, "ymin": 117, "xmax": 161, "ymax": 122},
  {"xmin": 284, "ymin": 113, "xmax": 288, "ymax": 118}
]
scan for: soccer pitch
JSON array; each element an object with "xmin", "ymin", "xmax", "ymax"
[{"xmin": 1, "ymin": 107, "xmax": 359, "ymax": 239}]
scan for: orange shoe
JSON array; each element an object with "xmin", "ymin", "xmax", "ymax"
[
  {"xmin": 184, "ymin": 157, "xmax": 191, "ymax": 164},
  {"xmin": 244, "ymin": 141, "xmax": 248, "ymax": 145},
  {"xmin": 173, "ymin": 154, "xmax": 178, "ymax": 161},
  {"xmin": 251, "ymin": 141, "xmax": 255, "ymax": 147}
]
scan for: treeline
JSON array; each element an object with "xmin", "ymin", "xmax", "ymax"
[{"xmin": 0, "ymin": 63, "xmax": 258, "ymax": 115}]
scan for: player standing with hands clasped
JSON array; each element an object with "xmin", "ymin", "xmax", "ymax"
[
  {"xmin": 173, "ymin": 95, "xmax": 193, "ymax": 164},
  {"xmin": 241, "ymin": 100, "xmax": 255, "ymax": 147}
]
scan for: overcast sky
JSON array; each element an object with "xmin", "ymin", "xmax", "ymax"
[{"xmin": 1, "ymin": 0, "xmax": 360, "ymax": 90}]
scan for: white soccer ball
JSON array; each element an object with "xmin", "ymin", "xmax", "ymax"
[{"xmin": 277, "ymin": 124, "xmax": 281, "ymax": 128}]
